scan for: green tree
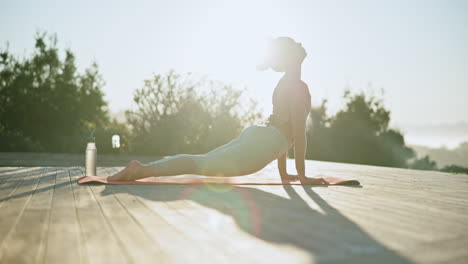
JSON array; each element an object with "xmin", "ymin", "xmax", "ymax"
[
  {"xmin": 410, "ymin": 155, "xmax": 438, "ymax": 171},
  {"xmin": 307, "ymin": 90, "xmax": 415, "ymax": 168},
  {"xmin": 0, "ymin": 33, "xmax": 109, "ymax": 152},
  {"xmin": 126, "ymin": 71, "xmax": 262, "ymax": 155},
  {"xmin": 440, "ymin": 164, "xmax": 468, "ymax": 175},
  {"xmin": 94, "ymin": 119, "xmax": 131, "ymax": 154}
]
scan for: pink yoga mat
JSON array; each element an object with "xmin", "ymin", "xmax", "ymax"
[{"xmin": 77, "ymin": 175, "xmax": 360, "ymax": 185}]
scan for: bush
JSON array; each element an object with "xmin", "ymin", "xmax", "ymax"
[
  {"xmin": 0, "ymin": 32, "xmax": 109, "ymax": 153},
  {"xmin": 306, "ymin": 90, "xmax": 415, "ymax": 168},
  {"xmin": 93, "ymin": 119, "xmax": 131, "ymax": 154},
  {"xmin": 0, "ymin": 126, "xmax": 43, "ymax": 152},
  {"xmin": 440, "ymin": 165, "xmax": 468, "ymax": 175},
  {"xmin": 409, "ymin": 155, "xmax": 438, "ymax": 171},
  {"xmin": 125, "ymin": 71, "xmax": 262, "ymax": 155}
]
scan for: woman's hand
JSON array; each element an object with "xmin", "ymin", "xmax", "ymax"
[
  {"xmin": 280, "ymin": 173, "xmax": 327, "ymax": 184},
  {"xmin": 280, "ymin": 173, "xmax": 299, "ymax": 181},
  {"xmin": 298, "ymin": 175, "xmax": 326, "ymax": 185}
]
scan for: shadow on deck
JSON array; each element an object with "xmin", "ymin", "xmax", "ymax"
[{"xmin": 101, "ymin": 182, "xmax": 410, "ymax": 263}]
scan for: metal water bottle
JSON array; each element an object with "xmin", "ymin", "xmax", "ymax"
[{"xmin": 85, "ymin": 130, "xmax": 97, "ymax": 176}]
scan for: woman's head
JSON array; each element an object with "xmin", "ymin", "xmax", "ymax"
[{"xmin": 257, "ymin": 36, "xmax": 307, "ymax": 72}]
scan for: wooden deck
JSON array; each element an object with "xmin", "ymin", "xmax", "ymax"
[{"xmin": 0, "ymin": 160, "xmax": 467, "ymax": 264}]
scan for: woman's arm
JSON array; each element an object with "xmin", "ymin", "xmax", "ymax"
[
  {"xmin": 277, "ymin": 152, "xmax": 299, "ymax": 180},
  {"xmin": 291, "ymin": 90, "xmax": 309, "ymax": 178},
  {"xmin": 277, "ymin": 152, "xmax": 287, "ymax": 177},
  {"xmin": 292, "ymin": 113, "xmax": 307, "ymax": 177},
  {"xmin": 277, "ymin": 96, "xmax": 309, "ymax": 180}
]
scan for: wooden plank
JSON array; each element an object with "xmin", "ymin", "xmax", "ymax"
[
  {"xmin": 175, "ymin": 188, "xmax": 335, "ymax": 262},
  {"xmin": 297, "ymin": 163, "xmax": 468, "ymax": 220},
  {"xmin": 253, "ymin": 185, "xmax": 433, "ymax": 254},
  {"xmin": 0, "ymin": 159, "xmax": 467, "ymax": 264},
  {"xmin": 314, "ymin": 184, "xmax": 467, "ymax": 225},
  {"xmin": 298, "ymin": 186, "xmax": 467, "ymax": 246},
  {"xmin": 0, "ymin": 167, "xmax": 41, "ymax": 202},
  {"xmin": 102, "ymin": 168, "xmax": 228, "ymax": 263},
  {"xmin": 114, "ymin": 174, "xmax": 312, "ymax": 263},
  {"xmin": 355, "ymin": 169, "xmax": 468, "ymax": 192},
  {"xmin": 68, "ymin": 167, "xmax": 130, "ymax": 264},
  {"xmin": 105, "ymin": 167, "xmax": 295, "ymax": 263},
  {"xmin": 408, "ymin": 236, "xmax": 468, "ymax": 264},
  {"xmin": 104, "ymin": 162, "xmax": 467, "ymax": 263},
  {"xmin": 43, "ymin": 168, "xmax": 86, "ymax": 264},
  {"xmin": 311, "ymin": 162, "xmax": 468, "ymax": 188},
  {"xmin": 141, "ymin": 191, "xmax": 309, "ymax": 263},
  {"xmin": 182, "ymin": 184, "xmax": 412, "ymax": 263},
  {"xmin": 0, "ymin": 168, "xmax": 56, "ymax": 264},
  {"xmin": 0, "ymin": 167, "xmax": 42, "ymax": 256},
  {"xmin": 86, "ymin": 167, "xmax": 165, "ymax": 264},
  {"xmin": 326, "ymin": 182, "xmax": 468, "ymax": 228},
  {"xmin": 0, "ymin": 167, "xmax": 26, "ymax": 183}
]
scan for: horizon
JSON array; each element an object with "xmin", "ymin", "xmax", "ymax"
[{"xmin": 1, "ymin": 0, "xmax": 467, "ymax": 148}]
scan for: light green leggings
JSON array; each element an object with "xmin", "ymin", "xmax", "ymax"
[{"xmin": 148, "ymin": 125, "xmax": 288, "ymax": 176}]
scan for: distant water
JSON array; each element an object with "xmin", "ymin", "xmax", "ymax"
[
  {"xmin": 396, "ymin": 122, "xmax": 468, "ymax": 150},
  {"xmin": 405, "ymin": 135, "xmax": 468, "ymax": 150}
]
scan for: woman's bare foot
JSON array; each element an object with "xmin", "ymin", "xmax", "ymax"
[{"xmin": 108, "ymin": 160, "xmax": 145, "ymax": 182}]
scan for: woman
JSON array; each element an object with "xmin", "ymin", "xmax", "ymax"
[{"xmin": 109, "ymin": 37, "xmax": 316, "ymax": 182}]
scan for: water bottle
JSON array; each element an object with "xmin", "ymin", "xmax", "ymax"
[{"xmin": 85, "ymin": 130, "xmax": 97, "ymax": 176}]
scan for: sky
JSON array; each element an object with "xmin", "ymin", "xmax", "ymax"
[{"xmin": 1, "ymin": 0, "xmax": 467, "ymax": 148}]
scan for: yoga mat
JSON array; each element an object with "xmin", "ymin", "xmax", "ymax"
[{"xmin": 78, "ymin": 175, "xmax": 360, "ymax": 186}]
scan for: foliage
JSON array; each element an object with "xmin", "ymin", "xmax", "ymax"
[
  {"xmin": 93, "ymin": 119, "xmax": 131, "ymax": 154},
  {"xmin": 0, "ymin": 125, "xmax": 44, "ymax": 152},
  {"xmin": 0, "ymin": 33, "xmax": 110, "ymax": 153},
  {"xmin": 409, "ymin": 155, "xmax": 438, "ymax": 171},
  {"xmin": 125, "ymin": 71, "xmax": 262, "ymax": 155},
  {"xmin": 306, "ymin": 91, "xmax": 415, "ymax": 168},
  {"xmin": 439, "ymin": 164, "xmax": 468, "ymax": 175}
]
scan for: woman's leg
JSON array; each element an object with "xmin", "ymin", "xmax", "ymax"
[
  {"xmin": 108, "ymin": 125, "xmax": 282, "ymax": 181},
  {"xmin": 108, "ymin": 154, "xmax": 203, "ymax": 181}
]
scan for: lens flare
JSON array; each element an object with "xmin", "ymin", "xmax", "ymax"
[
  {"xmin": 178, "ymin": 184, "xmax": 261, "ymax": 236},
  {"xmin": 205, "ymin": 182, "xmax": 234, "ymax": 193}
]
